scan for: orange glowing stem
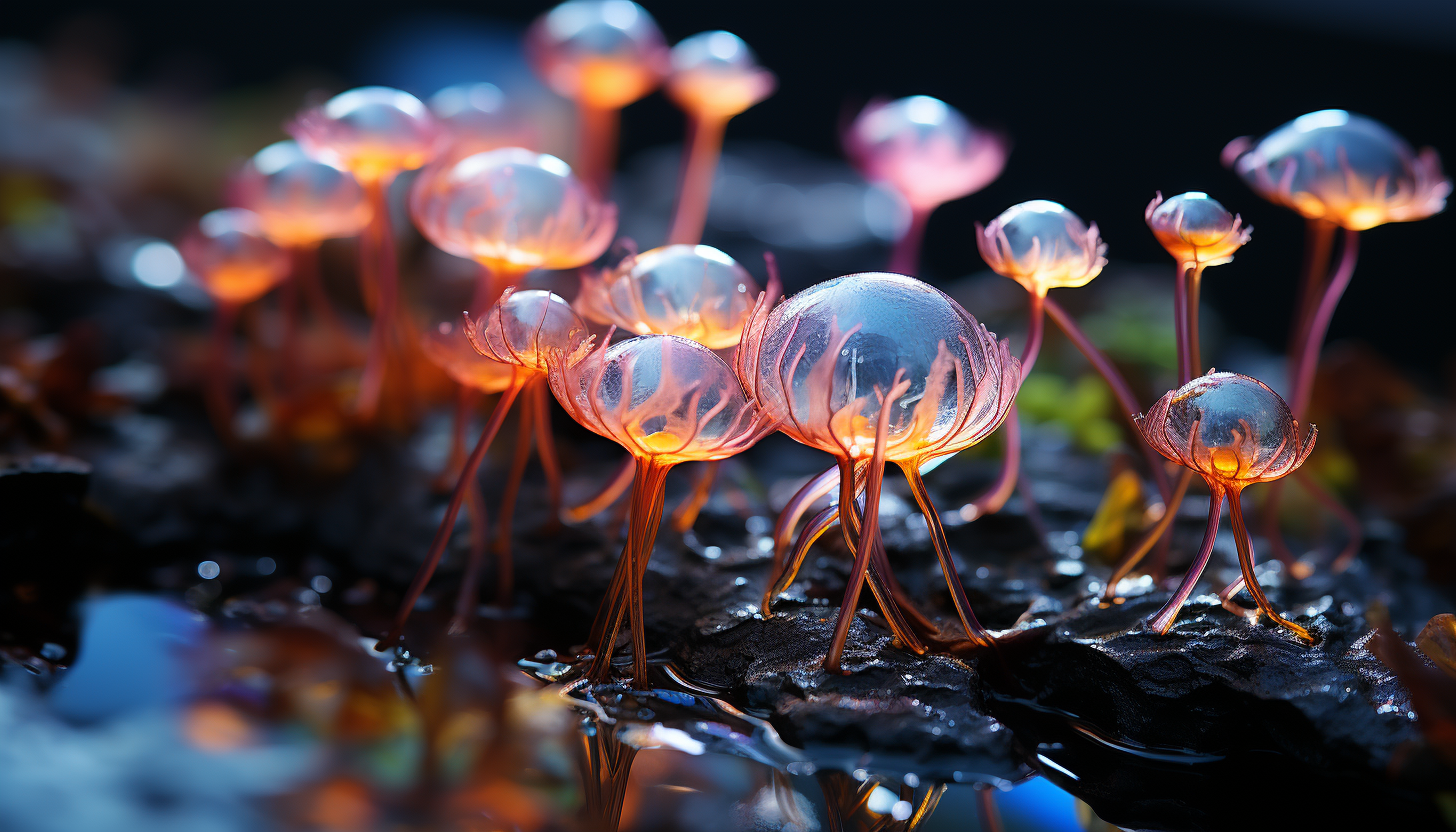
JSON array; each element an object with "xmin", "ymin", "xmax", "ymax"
[
  {"xmin": 1173, "ymin": 264, "xmax": 1193, "ymax": 385},
  {"xmin": 577, "ymin": 104, "xmax": 620, "ymax": 197},
  {"xmin": 902, "ymin": 461, "xmax": 992, "ymax": 646},
  {"xmin": 589, "ymin": 457, "xmax": 673, "ymax": 684},
  {"xmin": 769, "ymin": 465, "xmax": 839, "ymax": 575},
  {"xmin": 493, "ymin": 379, "xmax": 538, "ymax": 605},
  {"xmin": 448, "ymin": 482, "xmax": 490, "ymax": 634},
  {"xmin": 278, "ymin": 265, "xmax": 301, "ymax": 395},
  {"xmin": 1186, "ymin": 264, "xmax": 1205, "ymax": 378},
  {"xmin": 1101, "ymin": 467, "xmax": 1195, "ymax": 600},
  {"xmin": 667, "ymin": 115, "xmax": 728, "ymax": 246},
  {"xmin": 832, "ymin": 458, "xmax": 930, "ymax": 652},
  {"xmin": 354, "ymin": 176, "xmax": 402, "ymax": 420},
  {"xmin": 1228, "ymin": 486, "xmax": 1313, "ymax": 642},
  {"xmin": 566, "ymin": 455, "xmax": 637, "ymax": 523},
  {"xmin": 379, "ymin": 374, "xmax": 524, "ymax": 648},
  {"xmin": 530, "ymin": 379, "xmax": 564, "ymax": 529},
  {"xmin": 292, "ymin": 244, "xmax": 350, "ymax": 352},
  {"xmin": 669, "ymin": 460, "xmax": 720, "ymax": 533}
]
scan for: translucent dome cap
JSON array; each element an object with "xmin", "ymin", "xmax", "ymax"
[
  {"xmin": 230, "ymin": 141, "xmax": 372, "ymax": 247},
  {"xmin": 736, "ymin": 272, "xmax": 1018, "ymax": 462},
  {"xmin": 575, "ymin": 244, "xmax": 760, "ymax": 349},
  {"xmin": 525, "ymin": 0, "xmax": 669, "ymax": 110},
  {"xmin": 289, "ymin": 87, "xmax": 440, "ymax": 184},
  {"xmin": 1138, "ymin": 371, "xmax": 1316, "ymax": 486},
  {"xmin": 427, "ymin": 82, "xmax": 522, "ymax": 157},
  {"xmin": 178, "ymin": 208, "xmax": 290, "ymax": 305},
  {"xmin": 844, "ymin": 96, "xmax": 1008, "ymax": 213},
  {"xmin": 466, "ymin": 287, "xmax": 592, "ymax": 374},
  {"xmin": 550, "ymin": 333, "xmax": 774, "ymax": 463},
  {"xmin": 409, "ymin": 147, "xmax": 617, "ymax": 272},
  {"xmin": 1224, "ymin": 110, "xmax": 1450, "ymax": 230},
  {"xmin": 665, "ymin": 31, "xmax": 775, "ymax": 120},
  {"xmin": 420, "ymin": 316, "xmax": 518, "ymax": 393},
  {"xmin": 976, "ymin": 200, "xmax": 1106, "ymax": 295},
  {"xmin": 1144, "ymin": 191, "xmax": 1251, "ymax": 268}
]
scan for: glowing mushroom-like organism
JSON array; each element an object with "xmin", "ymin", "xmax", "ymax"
[
  {"xmin": 381, "ymin": 290, "xmax": 591, "ymax": 646},
  {"xmin": 290, "ymin": 86, "xmax": 441, "ymax": 419},
  {"xmin": 1225, "ymin": 111, "xmax": 1448, "ymax": 570},
  {"xmin": 178, "ymin": 209, "xmax": 291, "ymax": 439},
  {"xmin": 526, "ymin": 0, "xmax": 669, "ymax": 193},
  {"xmin": 550, "ymin": 333, "xmax": 776, "ymax": 684},
  {"xmin": 230, "ymin": 140, "xmax": 371, "ymax": 377},
  {"xmin": 1144, "ymin": 191, "xmax": 1251, "ymax": 383},
  {"xmin": 664, "ymin": 30, "xmax": 775, "ymax": 246},
  {"xmin": 739, "ymin": 272, "xmax": 1019, "ymax": 669},
  {"xmin": 846, "ymin": 96, "xmax": 1007, "ymax": 274},
  {"xmin": 1137, "ymin": 372, "xmax": 1317, "ymax": 642},
  {"xmin": 570, "ymin": 243, "xmax": 763, "ymax": 530}
]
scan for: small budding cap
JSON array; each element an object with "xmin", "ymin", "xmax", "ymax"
[
  {"xmin": 737, "ymin": 272, "xmax": 1019, "ymax": 462},
  {"xmin": 178, "ymin": 209, "xmax": 290, "ymax": 305},
  {"xmin": 844, "ymin": 96, "xmax": 1008, "ymax": 213},
  {"xmin": 466, "ymin": 287, "xmax": 593, "ymax": 374},
  {"xmin": 1223, "ymin": 109, "xmax": 1450, "ymax": 231},
  {"xmin": 976, "ymin": 200, "xmax": 1106, "ymax": 296},
  {"xmin": 1145, "ymin": 192, "xmax": 1251, "ymax": 268},
  {"xmin": 290, "ymin": 87, "xmax": 440, "ymax": 184},
  {"xmin": 1137, "ymin": 371, "xmax": 1316, "ymax": 486},
  {"xmin": 230, "ymin": 141, "xmax": 371, "ymax": 248},
  {"xmin": 420, "ymin": 317, "xmax": 517, "ymax": 394},
  {"xmin": 665, "ymin": 31, "xmax": 775, "ymax": 121},
  {"xmin": 409, "ymin": 147, "xmax": 617, "ymax": 271},
  {"xmin": 576, "ymin": 244, "xmax": 760, "ymax": 350},
  {"xmin": 526, "ymin": 0, "xmax": 669, "ymax": 110},
  {"xmin": 551, "ymin": 334, "xmax": 775, "ymax": 463}
]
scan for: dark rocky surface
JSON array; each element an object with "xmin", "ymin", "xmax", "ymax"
[{"xmin": 3, "ymin": 414, "xmax": 1455, "ymax": 831}]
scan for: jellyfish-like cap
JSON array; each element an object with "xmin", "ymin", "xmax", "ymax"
[
  {"xmin": 976, "ymin": 200, "xmax": 1106, "ymax": 296},
  {"xmin": 1144, "ymin": 192, "xmax": 1251, "ymax": 268},
  {"xmin": 844, "ymin": 96, "xmax": 1008, "ymax": 214},
  {"xmin": 420, "ymin": 316, "xmax": 518, "ymax": 393},
  {"xmin": 1137, "ymin": 371, "xmax": 1316, "ymax": 486},
  {"xmin": 665, "ymin": 31, "xmax": 775, "ymax": 121},
  {"xmin": 576, "ymin": 244, "xmax": 760, "ymax": 350},
  {"xmin": 410, "ymin": 147, "xmax": 617, "ymax": 272},
  {"xmin": 427, "ymin": 82, "xmax": 525, "ymax": 159},
  {"xmin": 230, "ymin": 141, "xmax": 372, "ymax": 248},
  {"xmin": 1223, "ymin": 110, "xmax": 1449, "ymax": 231},
  {"xmin": 290, "ymin": 87, "xmax": 440, "ymax": 184},
  {"xmin": 526, "ymin": 0, "xmax": 669, "ymax": 110},
  {"xmin": 736, "ymin": 272, "xmax": 1019, "ymax": 463},
  {"xmin": 178, "ymin": 209, "xmax": 290, "ymax": 305},
  {"xmin": 551, "ymin": 333, "xmax": 775, "ymax": 464},
  {"xmin": 466, "ymin": 287, "xmax": 592, "ymax": 374}
]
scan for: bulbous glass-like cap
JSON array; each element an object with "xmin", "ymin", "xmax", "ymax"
[
  {"xmin": 290, "ymin": 87, "xmax": 440, "ymax": 184},
  {"xmin": 552, "ymin": 334, "xmax": 773, "ymax": 463},
  {"xmin": 976, "ymin": 200, "xmax": 1106, "ymax": 295},
  {"xmin": 1138, "ymin": 371, "xmax": 1316, "ymax": 486},
  {"xmin": 526, "ymin": 0, "xmax": 669, "ymax": 110},
  {"xmin": 466, "ymin": 288, "xmax": 592, "ymax": 374},
  {"xmin": 428, "ymin": 82, "xmax": 521, "ymax": 158},
  {"xmin": 1144, "ymin": 191, "xmax": 1251, "ymax": 268},
  {"xmin": 736, "ymin": 272, "xmax": 1018, "ymax": 462},
  {"xmin": 230, "ymin": 141, "xmax": 372, "ymax": 248},
  {"xmin": 178, "ymin": 209, "xmax": 290, "ymax": 305},
  {"xmin": 409, "ymin": 147, "xmax": 617, "ymax": 272},
  {"xmin": 576, "ymin": 244, "xmax": 760, "ymax": 350},
  {"xmin": 1224, "ymin": 110, "xmax": 1450, "ymax": 230},
  {"xmin": 844, "ymin": 96, "xmax": 1008, "ymax": 213},
  {"xmin": 665, "ymin": 31, "xmax": 775, "ymax": 121},
  {"xmin": 420, "ymin": 317, "xmax": 518, "ymax": 393}
]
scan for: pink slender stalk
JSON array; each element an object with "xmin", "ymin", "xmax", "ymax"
[
  {"xmin": 888, "ymin": 207, "xmax": 931, "ymax": 276},
  {"xmin": 1149, "ymin": 486, "xmax": 1224, "ymax": 633},
  {"xmin": 577, "ymin": 105, "xmax": 619, "ymax": 197},
  {"xmin": 1290, "ymin": 229, "xmax": 1360, "ymax": 422},
  {"xmin": 380, "ymin": 378, "xmax": 523, "ymax": 647},
  {"xmin": 566, "ymin": 456, "xmax": 637, "ymax": 523},
  {"xmin": 667, "ymin": 116, "xmax": 728, "ymax": 245},
  {"xmin": 355, "ymin": 177, "xmax": 402, "ymax": 419}
]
